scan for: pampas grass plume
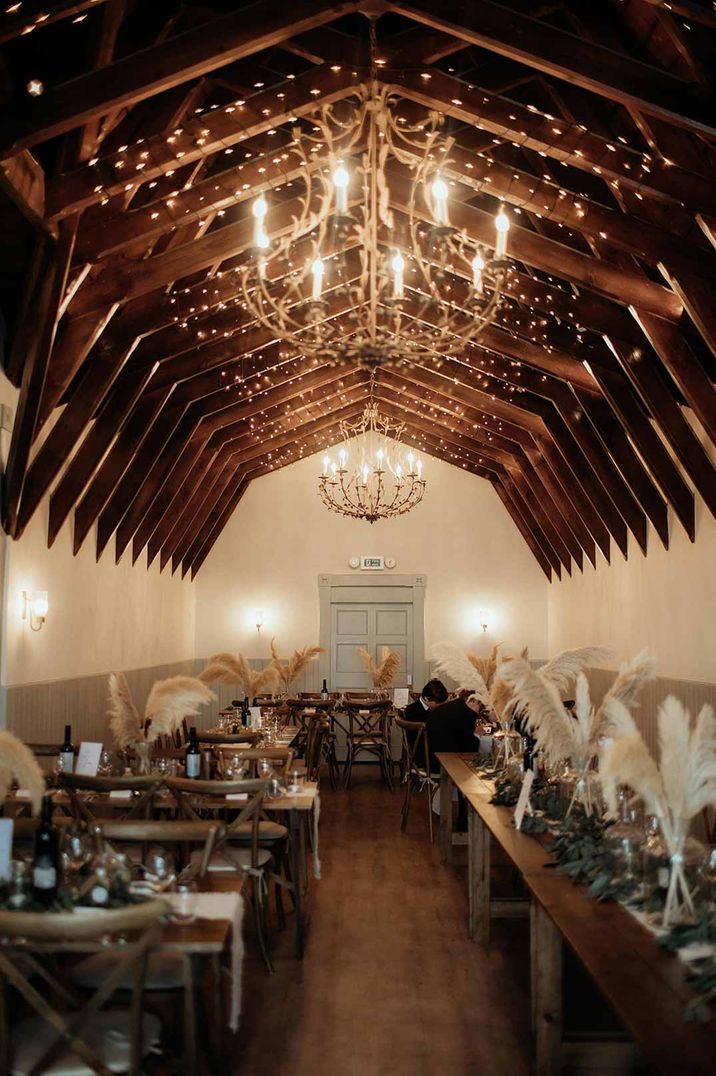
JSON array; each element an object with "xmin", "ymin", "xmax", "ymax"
[{"xmin": 0, "ymin": 731, "xmax": 44, "ymax": 816}]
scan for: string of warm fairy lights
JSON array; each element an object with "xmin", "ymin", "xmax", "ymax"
[{"xmin": 4, "ymin": 5, "xmax": 703, "ymax": 485}]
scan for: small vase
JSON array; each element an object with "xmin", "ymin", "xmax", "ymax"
[{"xmin": 134, "ymin": 740, "xmax": 151, "ymax": 775}]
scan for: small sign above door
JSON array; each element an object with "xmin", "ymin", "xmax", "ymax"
[{"xmin": 360, "ymin": 556, "xmax": 384, "ymax": 570}]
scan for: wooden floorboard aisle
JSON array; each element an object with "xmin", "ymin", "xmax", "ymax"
[{"xmin": 233, "ymin": 770, "xmax": 532, "ymax": 1075}]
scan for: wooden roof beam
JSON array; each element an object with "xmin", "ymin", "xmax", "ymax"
[
  {"xmin": 45, "ymin": 65, "xmax": 361, "ymax": 220},
  {"xmin": 0, "ymin": 0, "xmax": 360, "ymax": 159},
  {"xmin": 389, "ymin": 0, "xmax": 716, "ymax": 137}
]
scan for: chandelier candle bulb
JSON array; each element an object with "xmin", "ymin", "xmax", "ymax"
[
  {"xmin": 431, "ymin": 176, "xmax": 449, "ymax": 226},
  {"xmin": 323, "ymin": 455, "xmax": 330, "ymax": 475},
  {"xmin": 333, "ymin": 164, "xmax": 349, "ymax": 214},
  {"xmin": 252, "ymin": 195, "xmax": 269, "ymax": 249},
  {"xmin": 472, "ymin": 251, "xmax": 485, "ymax": 293},
  {"xmin": 362, "ymin": 464, "xmax": 369, "ymax": 485},
  {"xmin": 311, "ymin": 256, "xmax": 324, "ymax": 301},
  {"xmin": 391, "ymin": 251, "xmax": 405, "ymax": 299},
  {"xmin": 495, "ymin": 208, "xmax": 510, "ymax": 259}
]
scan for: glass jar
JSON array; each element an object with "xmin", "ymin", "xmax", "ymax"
[{"xmin": 606, "ymin": 789, "xmax": 644, "ymax": 883}]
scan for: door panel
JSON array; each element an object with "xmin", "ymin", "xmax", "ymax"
[{"xmin": 336, "ymin": 608, "xmax": 369, "ymax": 635}]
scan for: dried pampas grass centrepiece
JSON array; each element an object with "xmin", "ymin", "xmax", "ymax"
[
  {"xmin": 107, "ymin": 673, "xmax": 216, "ymax": 754},
  {"xmin": 270, "ymin": 639, "xmax": 325, "ymax": 693},
  {"xmin": 429, "ymin": 642, "xmax": 489, "ymax": 706},
  {"xmin": 0, "ymin": 731, "xmax": 44, "ymax": 815},
  {"xmin": 200, "ymin": 652, "xmax": 279, "ymax": 698},
  {"xmin": 498, "ymin": 648, "xmax": 654, "ymax": 816},
  {"xmin": 600, "ymin": 695, "xmax": 716, "ymax": 925},
  {"xmin": 357, "ymin": 646, "xmax": 401, "ymax": 691},
  {"xmin": 468, "ymin": 644, "xmax": 501, "ymax": 690},
  {"xmin": 145, "ymin": 676, "xmax": 216, "ymax": 743},
  {"xmin": 108, "ymin": 672, "xmax": 144, "ymax": 750}
]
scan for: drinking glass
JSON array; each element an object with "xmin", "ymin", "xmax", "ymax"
[
  {"xmin": 173, "ymin": 881, "xmax": 198, "ymax": 923},
  {"xmin": 154, "ymin": 757, "xmax": 168, "ymax": 776}
]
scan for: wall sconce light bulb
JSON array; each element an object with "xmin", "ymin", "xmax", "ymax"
[
  {"xmin": 255, "ymin": 608, "xmax": 264, "ymax": 634},
  {"xmin": 23, "ymin": 590, "xmax": 48, "ymax": 632}
]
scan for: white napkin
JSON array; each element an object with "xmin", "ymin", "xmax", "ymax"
[{"xmin": 166, "ymin": 891, "xmax": 245, "ymax": 1030}]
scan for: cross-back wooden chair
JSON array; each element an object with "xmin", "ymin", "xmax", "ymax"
[
  {"xmin": 63, "ymin": 821, "xmax": 223, "ymax": 1005},
  {"xmin": 59, "ymin": 773, "xmax": 163, "ymax": 824},
  {"xmin": 0, "ymin": 898, "xmax": 168, "ymax": 1076},
  {"xmin": 164, "ymin": 776, "xmax": 275, "ymax": 972},
  {"xmin": 394, "ymin": 714, "xmax": 437, "ymax": 843},
  {"xmin": 213, "ymin": 746, "xmax": 295, "ymax": 780},
  {"xmin": 303, "ymin": 717, "xmax": 330, "ymax": 784},
  {"xmin": 343, "ymin": 699, "xmax": 394, "ymax": 790},
  {"xmin": 197, "ymin": 730, "xmax": 261, "ymax": 747}
]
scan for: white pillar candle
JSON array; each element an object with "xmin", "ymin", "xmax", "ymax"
[
  {"xmin": 431, "ymin": 176, "xmax": 449, "ymax": 226},
  {"xmin": 495, "ymin": 207, "xmax": 510, "ymax": 259},
  {"xmin": 311, "ymin": 256, "xmax": 324, "ymax": 301},
  {"xmin": 252, "ymin": 195, "xmax": 268, "ymax": 249},
  {"xmin": 391, "ymin": 251, "xmax": 405, "ymax": 299},
  {"xmin": 333, "ymin": 164, "xmax": 349, "ymax": 214},
  {"xmin": 472, "ymin": 251, "xmax": 485, "ymax": 293}
]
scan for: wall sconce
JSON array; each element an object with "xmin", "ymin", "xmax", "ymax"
[
  {"xmin": 22, "ymin": 590, "xmax": 48, "ymax": 632},
  {"xmin": 478, "ymin": 609, "xmax": 489, "ymax": 634},
  {"xmin": 255, "ymin": 609, "xmax": 264, "ymax": 634}
]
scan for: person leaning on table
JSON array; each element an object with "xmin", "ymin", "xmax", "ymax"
[
  {"xmin": 402, "ymin": 678, "xmax": 448, "ymax": 764},
  {"xmin": 426, "ymin": 689, "xmax": 491, "ymax": 828}
]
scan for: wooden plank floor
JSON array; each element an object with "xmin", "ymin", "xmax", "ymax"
[{"xmin": 233, "ymin": 769, "xmax": 533, "ymax": 1075}]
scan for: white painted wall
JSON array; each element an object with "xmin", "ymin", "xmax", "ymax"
[
  {"xmin": 194, "ymin": 446, "xmax": 550, "ymax": 665},
  {"xmin": 548, "ymin": 493, "xmax": 716, "ymax": 684},
  {"xmin": 0, "ymin": 372, "xmax": 196, "ymax": 690}
]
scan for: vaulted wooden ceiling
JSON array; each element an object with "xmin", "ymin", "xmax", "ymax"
[{"xmin": 1, "ymin": 0, "xmax": 716, "ymax": 581}]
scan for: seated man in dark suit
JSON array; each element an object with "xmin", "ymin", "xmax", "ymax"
[
  {"xmin": 402, "ymin": 679, "xmax": 448, "ymax": 767},
  {"xmin": 425, "ymin": 690, "xmax": 484, "ymax": 773}
]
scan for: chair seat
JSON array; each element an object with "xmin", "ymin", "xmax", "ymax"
[
  {"xmin": 189, "ymin": 847, "xmax": 272, "ymax": 873},
  {"xmin": 10, "ymin": 1010, "xmax": 162, "ymax": 1076},
  {"xmin": 228, "ymin": 820, "xmax": 288, "ymax": 843},
  {"xmin": 69, "ymin": 951, "xmax": 184, "ymax": 991}
]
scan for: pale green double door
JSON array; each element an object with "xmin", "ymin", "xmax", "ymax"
[{"xmin": 330, "ymin": 599, "xmax": 413, "ymax": 693}]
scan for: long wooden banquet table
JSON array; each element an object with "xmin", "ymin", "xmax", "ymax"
[{"xmin": 437, "ymin": 752, "xmax": 716, "ymax": 1076}]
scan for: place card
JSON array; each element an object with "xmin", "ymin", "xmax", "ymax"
[
  {"xmin": 76, "ymin": 741, "xmax": 103, "ymax": 776},
  {"xmin": 225, "ymin": 793, "xmax": 248, "ymax": 802},
  {"xmin": 513, "ymin": 769, "xmax": 535, "ymax": 832},
  {"xmin": 108, "ymin": 790, "xmax": 131, "ymax": 801},
  {"xmin": 0, "ymin": 819, "xmax": 13, "ymax": 881},
  {"xmin": 393, "ymin": 687, "xmax": 409, "ymax": 708}
]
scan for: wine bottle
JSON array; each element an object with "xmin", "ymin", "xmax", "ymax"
[
  {"xmin": 241, "ymin": 696, "xmax": 250, "ymax": 726},
  {"xmin": 321, "ymin": 679, "xmax": 328, "ymax": 701},
  {"xmin": 59, "ymin": 724, "xmax": 74, "ymax": 774},
  {"xmin": 32, "ymin": 794, "xmax": 59, "ymax": 907},
  {"xmin": 185, "ymin": 726, "xmax": 201, "ymax": 778}
]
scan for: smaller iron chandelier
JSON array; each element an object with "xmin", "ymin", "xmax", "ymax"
[{"xmin": 318, "ymin": 400, "xmax": 426, "ymax": 523}]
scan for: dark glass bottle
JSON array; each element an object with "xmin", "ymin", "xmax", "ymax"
[
  {"xmin": 241, "ymin": 697, "xmax": 250, "ymax": 726},
  {"xmin": 32, "ymin": 794, "xmax": 59, "ymax": 907},
  {"xmin": 321, "ymin": 679, "xmax": 328, "ymax": 701},
  {"xmin": 185, "ymin": 726, "xmax": 201, "ymax": 778},
  {"xmin": 59, "ymin": 724, "xmax": 74, "ymax": 774}
]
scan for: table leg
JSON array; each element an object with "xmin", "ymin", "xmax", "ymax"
[
  {"xmin": 468, "ymin": 807, "xmax": 490, "ymax": 944},
  {"xmin": 289, "ymin": 808, "xmax": 306, "ymax": 959},
  {"xmin": 183, "ymin": 953, "xmax": 200, "ymax": 1076},
  {"xmin": 439, "ymin": 766, "xmax": 452, "ymax": 864},
  {"xmin": 531, "ymin": 900, "xmax": 563, "ymax": 1076}
]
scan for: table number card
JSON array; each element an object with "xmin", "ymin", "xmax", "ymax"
[
  {"xmin": 513, "ymin": 769, "xmax": 535, "ymax": 831},
  {"xmin": 0, "ymin": 818, "xmax": 13, "ymax": 881},
  {"xmin": 393, "ymin": 688, "xmax": 409, "ymax": 708},
  {"xmin": 249, "ymin": 706, "xmax": 262, "ymax": 730},
  {"xmin": 76, "ymin": 741, "xmax": 103, "ymax": 776}
]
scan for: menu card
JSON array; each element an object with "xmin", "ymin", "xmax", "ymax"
[
  {"xmin": 0, "ymin": 819, "xmax": 12, "ymax": 881},
  {"xmin": 393, "ymin": 688, "xmax": 409, "ymax": 708},
  {"xmin": 513, "ymin": 769, "xmax": 535, "ymax": 831},
  {"xmin": 76, "ymin": 741, "xmax": 103, "ymax": 776},
  {"xmin": 249, "ymin": 706, "xmax": 262, "ymax": 730}
]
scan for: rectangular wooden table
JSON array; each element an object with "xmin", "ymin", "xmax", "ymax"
[{"xmin": 437, "ymin": 752, "xmax": 716, "ymax": 1076}]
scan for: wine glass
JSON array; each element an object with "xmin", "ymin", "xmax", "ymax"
[
  {"xmin": 173, "ymin": 881, "xmax": 198, "ymax": 924},
  {"xmin": 97, "ymin": 749, "xmax": 113, "ymax": 776}
]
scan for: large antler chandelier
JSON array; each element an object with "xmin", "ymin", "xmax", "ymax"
[
  {"xmin": 318, "ymin": 397, "xmax": 426, "ymax": 523},
  {"xmin": 240, "ymin": 77, "xmax": 510, "ymax": 371}
]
